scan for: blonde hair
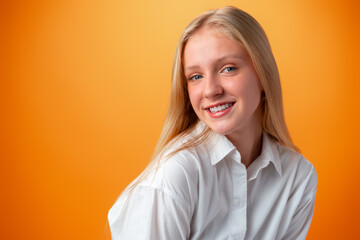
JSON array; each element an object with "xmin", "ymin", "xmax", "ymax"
[{"xmin": 129, "ymin": 6, "xmax": 299, "ymax": 191}]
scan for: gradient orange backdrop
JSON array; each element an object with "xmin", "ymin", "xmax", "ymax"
[{"xmin": 1, "ymin": 0, "xmax": 359, "ymax": 239}]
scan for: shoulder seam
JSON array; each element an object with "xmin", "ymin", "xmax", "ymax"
[{"xmin": 136, "ymin": 184, "xmax": 190, "ymax": 211}]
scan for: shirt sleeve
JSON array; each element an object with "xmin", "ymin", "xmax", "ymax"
[
  {"xmin": 108, "ymin": 185, "xmax": 191, "ymax": 240},
  {"xmin": 281, "ymin": 165, "xmax": 318, "ymax": 240}
]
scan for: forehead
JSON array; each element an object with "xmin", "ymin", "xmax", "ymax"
[{"xmin": 183, "ymin": 26, "xmax": 246, "ymax": 67}]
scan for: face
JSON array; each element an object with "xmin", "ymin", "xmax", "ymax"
[{"xmin": 183, "ymin": 26, "xmax": 263, "ymax": 138}]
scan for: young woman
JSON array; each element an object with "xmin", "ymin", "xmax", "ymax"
[{"xmin": 108, "ymin": 6, "xmax": 317, "ymax": 240}]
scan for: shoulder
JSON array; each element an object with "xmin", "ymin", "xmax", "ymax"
[
  {"xmin": 154, "ymin": 150, "xmax": 201, "ymax": 191},
  {"xmin": 108, "ymin": 146, "xmax": 202, "ymax": 224},
  {"xmin": 277, "ymin": 143, "xmax": 318, "ymax": 198},
  {"xmin": 108, "ymin": 150, "xmax": 198, "ymax": 239},
  {"xmin": 277, "ymin": 143, "xmax": 317, "ymax": 180},
  {"xmin": 151, "ymin": 124, "xmax": 214, "ymax": 189},
  {"xmin": 134, "ymin": 139, "xmax": 206, "ymax": 210}
]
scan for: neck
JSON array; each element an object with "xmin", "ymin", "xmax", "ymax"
[{"xmin": 226, "ymin": 112, "xmax": 263, "ymax": 168}]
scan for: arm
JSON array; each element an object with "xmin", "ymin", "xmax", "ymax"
[
  {"xmin": 282, "ymin": 165, "xmax": 318, "ymax": 240},
  {"xmin": 108, "ymin": 185, "xmax": 191, "ymax": 240},
  {"xmin": 108, "ymin": 156, "xmax": 197, "ymax": 240},
  {"xmin": 281, "ymin": 192, "xmax": 316, "ymax": 240}
]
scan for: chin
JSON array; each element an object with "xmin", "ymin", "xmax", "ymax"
[{"xmin": 207, "ymin": 124, "xmax": 235, "ymax": 136}]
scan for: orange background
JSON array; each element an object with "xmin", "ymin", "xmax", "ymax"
[{"xmin": 1, "ymin": 0, "xmax": 359, "ymax": 239}]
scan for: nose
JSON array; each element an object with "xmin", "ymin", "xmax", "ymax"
[{"xmin": 203, "ymin": 74, "xmax": 223, "ymax": 98}]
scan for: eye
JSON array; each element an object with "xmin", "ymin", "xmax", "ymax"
[
  {"xmin": 223, "ymin": 66, "xmax": 236, "ymax": 73},
  {"xmin": 188, "ymin": 75, "xmax": 203, "ymax": 81}
]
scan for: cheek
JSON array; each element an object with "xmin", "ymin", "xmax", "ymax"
[
  {"xmin": 244, "ymin": 81, "xmax": 262, "ymax": 108},
  {"xmin": 229, "ymin": 77, "xmax": 261, "ymax": 106},
  {"xmin": 226, "ymin": 79, "xmax": 249, "ymax": 97},
  {"xmin": 187, "ymin": 85, "xmax": 202, "ymax": 108}
]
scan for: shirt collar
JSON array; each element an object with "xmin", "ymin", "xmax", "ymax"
[
  {"xmin": 195, "ymin": 122, "xmax": 282, "ymax": 179},
  {"xmin": 208, "ymin": 133, "xmax": 239, "ymax": 165},
  {"xmin": 194, "ymin": 122, "xmax": 238, "ymax": 165},
  {"xmin": 247, "ymin": 131, "xmax": 282, "ymax": 180}
]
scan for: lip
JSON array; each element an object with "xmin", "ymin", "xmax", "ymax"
[
  {"xmin": 205, "ymin": 101, "xmax": 236, "ymax": 118},
  {"xmin": 204, "ymin": 101, "xmax": 235, "ymax": 109}
]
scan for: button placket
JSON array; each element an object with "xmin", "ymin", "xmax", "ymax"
[{"xmin": 230, "ymin": 151, "xmax": 248, "ymax": 239}]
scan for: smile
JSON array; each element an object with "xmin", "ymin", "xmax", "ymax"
[{"xmin": 208, "ymin": 102, "xmax": 234, "ymax": 113}]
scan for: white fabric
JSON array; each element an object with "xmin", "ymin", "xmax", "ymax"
[{"xmin": 108, "ymin": 123, "xmax": 317, "ymax": 240}]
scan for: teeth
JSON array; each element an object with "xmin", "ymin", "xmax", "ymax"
[{"xmin": 209, "ymin": 103, "xmax": 233, "ymax": 113}]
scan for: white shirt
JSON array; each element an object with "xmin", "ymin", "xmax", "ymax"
[{"xmin": 108, "ymin": 123, "xmax": 317, "ymax": 240}]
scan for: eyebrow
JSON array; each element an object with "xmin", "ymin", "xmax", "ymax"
[{"xmin": 184, "ymin": 54, "xmax": 245, "ymax": 72}]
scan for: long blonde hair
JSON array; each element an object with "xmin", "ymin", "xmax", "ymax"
[{"xmin": 129, "ymin": 6, "xmax": 299, "ymax": 190}]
